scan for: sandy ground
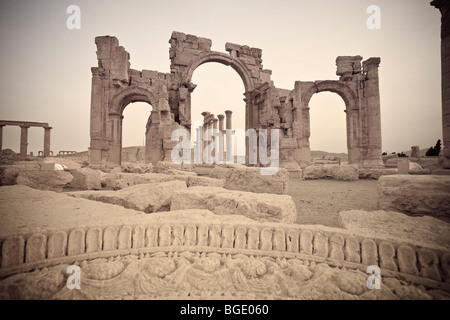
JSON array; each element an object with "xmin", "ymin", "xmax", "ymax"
[{"xmin": 287, "ymin": 179, "xmax": 378, "ymax": 227}]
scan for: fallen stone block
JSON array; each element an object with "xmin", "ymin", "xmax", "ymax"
[
  {"xmin": 16, "ymin": 170, "xmax": 73, "ymax": 191},
  {"xmin": 186, "ymin": 176, "xmax": 225, "ymax": 188},
  {"xmin": 113, "ymin": 172, "xmax": 189, "ymax": 190},
  {"xmin": 330, "ymin": 165, "xmax": 359, "ymax": 181},
  {"xmin": 303, "ymin": 165, "xmax": 329, "ymax": 180},
  {"xmin": 221, "ymin": 165, "xmax": 288, "ymax": 195},
  {"xmin": 338, "ymin": 210, "xmax": 450, "ymax": 250},
  {"xmin": 154, "ymin": 161, "xmax": 195, "ymax": 174},
  {"xmin": 67, "ymin": 180, "xmax": 187, "ymax": 213},
  {"xmin": 170, "ymin": 186, "xmax": 296, "ymax": 223},
  {"xmin": 377, "ymin": 175, "xmax": 450, "ymax": 222},
  {"xmin": 67, "ymin": 168, "xmax": 102, "ymax": 190},
  {"xmin": 121, "ymin": 163, "xmax": 153, "ymax": 174}
]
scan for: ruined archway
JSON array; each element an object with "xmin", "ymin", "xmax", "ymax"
[{"xmin": 88, "ymin": 33, "xmax": 382, "ymax": 171}]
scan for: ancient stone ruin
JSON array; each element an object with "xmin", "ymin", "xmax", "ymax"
[
  {"xmin": 0, "ymin": 120, "xmax": 52, "ymax": 158},
  {"xmin": 88, "ymin": 32, "xmax": 383, "ymax": 172}
]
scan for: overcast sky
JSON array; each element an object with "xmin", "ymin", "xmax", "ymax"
[{"xmin": 0, "ymin": 0, "xmax": 443, "ymax": 155}]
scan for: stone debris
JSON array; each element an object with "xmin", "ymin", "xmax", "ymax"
[
  {"xmin": 67, "ymin": 180, "xmax": 187, "ymax": 213},
  {"xmin": 171, "ymin": 186, "xmax": 297, "ymax": 223}
]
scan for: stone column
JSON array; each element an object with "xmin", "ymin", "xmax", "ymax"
[
  {"xmin": 225, "ymin": 110, "xmax": 233, "ymax": 130},
  {"xmin": 432, "ymin": 0, "xmax": 450, "ymax": 168},
  {"xmin": 218, "ymin": 114, "xmax": 225, "ymax": 132},
  {"xmin": 225, "ymin": 110, "xmax": 233, "ymax": 163},
  {"xmin": 43, "ymin": 127, "xmax": 52, "ymax": 157},
  {"xmin": 0, "ymin": 125, "xmax": 4, "ymax": 156},
  {"xmin": 20, "ymin": 126, "xmax": 30, "ymax": 157},
  {"xmin": 362, "ymin": 57, "xmax": 383, "ymax": 167},
  {"xmin": 108, "ymin": 113, "xmax": 122, "ymax": 164},
  {"xmin": 218, "ymin": 114, "xmax": 225, "ymax": 163},
  {"xmin": 213, "ymin": 118, "xmax": 218, "ymax": 160}
]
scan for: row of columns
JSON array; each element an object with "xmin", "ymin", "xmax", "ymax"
[
  {"xmin": 195, "ymin": 110, "xmax": 232, "ymax": 164},
  {"xmin": 0, "ymin": 125, "xmax": 52, "ymax": 157}
]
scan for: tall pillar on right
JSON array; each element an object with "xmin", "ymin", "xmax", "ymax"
[
  {"xmin": 432, "ymin": 0, "xmax": 450, "ymax": 168},
  {"xmin": 225, "ymin": 110, "xmax": 233, "ymax": 163},
  {"xmin": 43, "ymin": 127, "xmax": 52, "ymax": 157}
]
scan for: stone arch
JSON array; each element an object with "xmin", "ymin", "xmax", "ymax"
[
  {"xmin": 184, "ymin": 52, "xmax": 255, "ymax": 93},
  {"xmin": 107, "ymin": 86, "xmax": 156, "ymax": 164},
  {"xmin": 109, "ymin": 86, "xmax": 157, "ymax": 116},
  {"xmin": 302, "ymin": 80, "xmax": 358, "ymax": 110},
  {"xmin": 300, "ymin": 80, "xmax": 362, "ymax": 165}
]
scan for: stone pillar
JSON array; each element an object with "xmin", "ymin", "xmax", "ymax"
[
  {"xmin": 20, "ymin": 126, "xmax": 29, "ymax": 157},
  {"xmin": 431, "ymin": 0, "xmax": 450, "ymax": 168},
  {"xmin": 213, "ymin": 118, "xmax": 218, "ymax": 160},
  {"xmin": 218, "ymin": 115, "xmax": 225, "ymax": 163},
  {"xmin": 0, "ymin": 125, "xmax": 4, "ymax": 156},
  {"xmin": 362, "ymin": 57, "xmax": 383, "ymax": 167},
  {"xmin": 411, "ymin": 146, "xmax": 420, "ymax": 158},
  {"xmin": 43, "ymin": 127, "xmax": 52, "ymax": 157},
  {"xmin": 89, "ymin": 67, "xmax": 108, "ymax": 166},
  {"xmin": 225, "ymin": 110, "xmax": 233, "ymax": 163},
  {"xmin": 108, "ymin": 113, "xmax": 122, "ymax": 164},
  {"xmin": 225, "ymin": 110, "xmax": 233, "ymax": 130},
  {"xmin": 218, "ymin": 114, "xmax": 225, "ymax": 132},
  {"xmin": 195, "ymin": 126, "xmax": 203, "ymax": 164}
]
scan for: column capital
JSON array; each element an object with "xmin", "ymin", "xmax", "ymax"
[
  {"xmin": 225, "ymin": 110, "xmax": 233, "ymax": 116},
  {"xmin": 217, "ymin": 114, "xmax": 225, "ymax": 120}
]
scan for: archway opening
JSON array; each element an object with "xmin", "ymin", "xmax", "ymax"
[
  {"xmin": 121, "ymin": 101, "xmax": 152, "ymax": 163},
  {"xmin": 190, "ymin": 63, "xmax": 246, "ymax": 163},
  {"xmin": 308, "ymin": 92, "xmax": 347, "ymax": 163}
]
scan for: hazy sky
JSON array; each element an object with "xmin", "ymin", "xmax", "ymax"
[{"xmin": 0, "ymin": 0, "xmax": 443, "ymax": 155}]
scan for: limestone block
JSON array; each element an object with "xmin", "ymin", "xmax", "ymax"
[
  {"xmin": 113, "ymin": 172, "xmax": 180, "ymax": 190},
  {"xmin": 170, "ymin": 187, "xmax": 297, "ymax": 223},
  {"xmin": 121, "ymin": 163, "xmax": 153, "ymax": 174},
  {"xmin": 303, "ymin": 165, "xmax": 328, "ymax": 180},
  {"xmin": 68, "ymin": 180, "xmax": 187, "ymax": 213},
  {"xmin": 385, "ymin": 158, "xmax": 405, "ymax": 168},
  {"xmin": 186, "ymin": 176, "xmax": 225, "ymax": 188},
  {"xmin": 223, "ymin": 166, "xmax": 289, "ymax": 195},
  {"xmin": 1, "ymin": 236, "xmax": 25, "ymax": 268},
  {"xmin": 330, "ymin": 165, "xmax": 359, "ymax": 181},
  {"xmin": 16, "ymin": 170, "xmax": 73, "ymax": 190},
  {"xmin": 154, "ymin": 161, "xmax": 195, "ymax": 174},
  {"xmin": 209, "ymin": 165, "xmax": 235, "ymax": 180},
  {"xmin": 68, "ymin": 168, "xmax": 102, "ymax": 190},
  {"xmin": 377, "ymin": 175, "xmax": 450, "ymax": 222}
]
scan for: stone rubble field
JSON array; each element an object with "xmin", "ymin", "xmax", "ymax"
[{"xmin": 0, "ymin": 158, "xmax": 449, "ymax": 300}]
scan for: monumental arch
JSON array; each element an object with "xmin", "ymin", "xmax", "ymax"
[{"xmin": 89, "ymin": 31, "xmax": 383, "ymax": 170}]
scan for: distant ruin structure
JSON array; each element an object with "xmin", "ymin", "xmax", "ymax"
[
  {"xmin": 88, "ymin": 32, "xmax": 383, "ymax": 171},
  {"xmin": 0, "ymin": 120, "xmax": 52, "ymax": 157},
  {"xmin": 431, "ymin": 0, "xmax": 450, "ymax": 169}
]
